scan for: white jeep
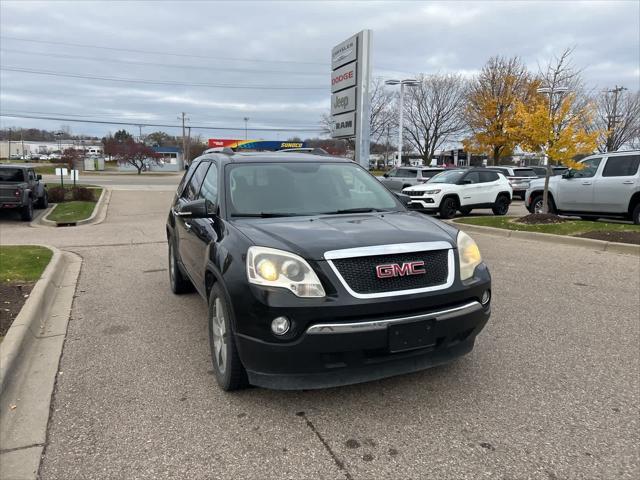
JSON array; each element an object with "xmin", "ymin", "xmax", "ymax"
[{"xmin": 403, "ymin": 168, "xmax": 513, "ymax": 219}]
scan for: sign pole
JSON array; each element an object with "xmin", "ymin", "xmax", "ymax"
[{"xmin": 354, "ymin": 30, "xmax": 372, "ymax": 170}]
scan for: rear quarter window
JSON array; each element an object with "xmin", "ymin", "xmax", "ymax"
[{"xmin": 602, "ymin": 155, "xmax": 640, "ymax": 177}]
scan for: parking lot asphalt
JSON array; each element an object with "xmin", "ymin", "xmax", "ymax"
[{"xmin": 1, "ymin": 188, "xmax": 638, "ymax": 479}]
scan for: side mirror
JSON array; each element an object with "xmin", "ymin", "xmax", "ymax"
[
  {"xmin": 562, "ymin": 170, "xmax": 574, "ymax": 179},
  {"xmin": 383, "ymin": 173, "xmax": 389, "ymax": 178},
  {"xmin": 36, "ymin": 174, "xmax": 42, "ymax": 180},
  {"xmin": 176, "ymin": 198, "xmax": 216, "ymax": 218},
  {"xmin": 460, "ymin": 179, "xmax": 472, "ymax": 185}
]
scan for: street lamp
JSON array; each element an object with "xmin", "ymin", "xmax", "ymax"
[
  {"xmin": 243, "ymin": 117, "xmax": 250, "ymax": 140},
  {"xmin": 385, "ymin": 78, "xmax": 419, "ymax": 166},
  {"xmin": 536, "ymin": 84, "xmax": 569, "ymax": 213}
]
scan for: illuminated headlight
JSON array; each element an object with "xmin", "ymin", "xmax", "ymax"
[
  {"xmin": 247, "ymin": 246, "xmax": 325, "ymax": 298},
  {"xmin": 424, "ymin": 189, "xmax": 441, "ymax": 195},
  {"xmin": 457, "ymin": 231, "xmax": 482, "ymax": 280}
]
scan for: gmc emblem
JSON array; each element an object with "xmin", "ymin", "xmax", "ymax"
[{"xmin": 376, "ymin": 261, "xmax": 426, "ymax": 279}]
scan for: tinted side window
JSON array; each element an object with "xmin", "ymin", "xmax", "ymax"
[
  {"xmin": 464, "ymin": 172, "xmax": 480, "ymax": 184},
  {"xmin": 479, "ymin": 171, "xmax": 499, "ymax": 182},
  {"xmin": 574, "ymin": 158, "xmax": 601, "ymax": 178},
  {"xmin": 184, "ymin": 162, "xmax": 210, "ymax": 200},
  {"xmin": 198, "ymin": 163, "xmax": 218, "ymax": 204},
  {"xmin": 602, "ymin": 155, "xmax": 640, "ymax": 177},
  {"xmin": 396, "ymin": 168, "xmax": 417, "ymax": 177},
  {"xmin": 514, "ymin": 169, "xmax": 536, "ymax": 177},
  {"xmin": 28, "ymin": 170, "xmax": 36, "ymax": 181}
]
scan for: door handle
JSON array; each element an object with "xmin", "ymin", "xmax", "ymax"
[
  {"xmin": 581, "ymin": 181, "xmax": 592, "ymax": 185},
  {"xmin": 622, "ymin": 180, "xmax": 634, "ymax": 184},
  {"xmin": 184, "ymin": 221, "xmax": 192, "ymax": 230}
]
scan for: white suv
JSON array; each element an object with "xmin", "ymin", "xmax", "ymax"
[
  {"xmin": 525, "ymin": 151, "xmax": 640, "ymax": 224},
  {"xmin": 403, "ymin": 169, "xmax": 513, "ymax": 219}
]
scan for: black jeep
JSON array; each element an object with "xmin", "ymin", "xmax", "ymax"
[
  {"xmin": 166, "ymin": 153, "xmax": 491, "ymax": 390},
  {"xmin": 0, "ymin": 165, "xmax": 48, "ymax": 221}
]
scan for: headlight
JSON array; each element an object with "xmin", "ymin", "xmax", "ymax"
[
  {"xmin": 247, "ymin": 246, "xmax": 325, "ymax": 298},
  {"xmin": 457, "ymin": 231, "xmax": 482, "ymax": 280},
  {"xmin": 424, "ymin": 189, "xmax": 441, "ymax": 195}
]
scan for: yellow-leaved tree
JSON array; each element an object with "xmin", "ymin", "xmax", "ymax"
[{"xmin": 514, "ymin": 49, "xmax": 600, "ymax": 214}]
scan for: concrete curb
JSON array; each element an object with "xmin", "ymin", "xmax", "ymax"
[
  {"xmin": 0, "ymin": 246, "xmax": 62, "ymax": 393},
  {"xmin": 452, "ymin": 220, "xmax": 640, "ymax": 256},
  {"xmin": 0, "ymin": 247, "xmax": 82, "ymax": 480},
  {"xmin": 34, "ymin": 187, "xmax": 110, "ymax": 227}
]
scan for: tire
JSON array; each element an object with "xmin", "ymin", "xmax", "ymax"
[
  {"xmin": 36, "ymin": 191, "xmax": 48, "ymax": 209},
  {"xmin": 439, "ymin": 197, "xmax": 458, "ymax": 219},
  {"xmin": 168, "ymin": 239, "xmax": 193, "ymax": 294},
  {"xmin": 208, "ymin": 283, "xmax": 248, "ymax": 391},
  {"xmin": 632, "ymin": 204, "xmax": 640, "ymax": 225},
  {"xmin": 531, "ymin": 194, "xmax": 556, "ymax": 215},
  {"xmin": 20, "ymin": 198, "xmax": 33, "ymax": 221},
  {"xmin": 459, "ymin": 207, "xmax": 472, "ymax": 216},
  {"xmin": 492, "ymin": 195, "xmax": 510, "ymax": 216}
]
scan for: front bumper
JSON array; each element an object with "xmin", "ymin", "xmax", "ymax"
[{"xmin": 407, "ymin": 196, "xmax": 440, "ymax": 212}]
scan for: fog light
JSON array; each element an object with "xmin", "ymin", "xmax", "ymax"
[
  {"xmin": 271, "ymin": 316, "xmax": 290, "ymax": 336},
  {"xmin": 481, "ymin": 290, "xmax": 491, "ymax": 305}
]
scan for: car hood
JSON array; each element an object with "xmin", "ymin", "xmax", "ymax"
[
  {"xmin": 528, "ymin": 176, "xmax": 560, "ymax": 189},
  {"xmin": 230, "ymin": 211, "xmax": 457, "ymax": 260}
]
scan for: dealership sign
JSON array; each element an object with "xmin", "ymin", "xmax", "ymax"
[
  {"xmin": 329, "ymin": 30, "xmax": 371, "ymax": 169},
  {"xmin": 331, "ymin": 87, "xmax": 357, "ymax": 116}
]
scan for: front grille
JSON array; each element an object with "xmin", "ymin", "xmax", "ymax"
[
  {"xmin": 331, "ymin": 249, "xmax": 450, "ymax": 294},
  {"xmin": 407, "ymin": 191, "xmax": 424, "ymax": 197}
]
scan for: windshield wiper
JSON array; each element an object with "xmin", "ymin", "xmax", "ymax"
[
  {"xmin": 230, "ymin": 212, "xmax": 301, "ymax": 218},
  {"xmin": 324, "ymin": 208, "xmax": 392, "ymax": 215}
]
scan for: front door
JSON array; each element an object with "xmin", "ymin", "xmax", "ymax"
[
  {"xmin": 555, "ymin": 157, "xmax": 602, "ymax": 211},
  {"xmin": 458, "ymin": 171, "xmax": 483, "ymax": 206}
]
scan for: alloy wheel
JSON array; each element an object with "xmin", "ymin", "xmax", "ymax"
[{"xmin": 211, "ymin": 298, "xmax": 227, "ymax": 374}]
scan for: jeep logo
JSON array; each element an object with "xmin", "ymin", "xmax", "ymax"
[
  {"xmin": 376, "ymin": 261, "xmax": 426, "ymax": 279},
  {"xmin": 333, "ymin": 95, "xmax": 350, "ymax": 110}
]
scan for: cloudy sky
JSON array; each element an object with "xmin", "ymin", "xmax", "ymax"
[{"xmin": 1, "ymin": 0, "xmax": 638, "ymax": 141}]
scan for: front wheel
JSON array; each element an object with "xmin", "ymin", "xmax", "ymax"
[
  {"xmin": 439, "ymin": 197, "xmax": 458, "ymax": 219},
  {"xmin": 20, "ymin": 198, "xmax": 33, "ymax": 221},
  {"xmin": 492, "ymin": 195, "xmax": 510, "ymax": 215},
  {"xmin": 531, "ymin": 195, "xmax": 556, "ymax": 215},
  {"xmin": 36, "ymin": 192, "xmax": 48, "ymax": 209},
  {"xmin": 208, "ymin": 284, "xmax": 248, "ymax": 391}
]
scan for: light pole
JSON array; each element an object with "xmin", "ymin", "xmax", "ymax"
[
  {"xmin": 536, "ymin": 85, "xmax": 569, "ymax": 213},
  {"xmin": 385, "ymin": 79, "xmax": 418, "ymax": 166},
  {"xmin": 243, "ymin": 117, "xmax": 250, "ymax": 140}
]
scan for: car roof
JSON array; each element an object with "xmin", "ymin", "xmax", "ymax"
[{"xmin": 199, "ymin": 152, "xmax": 353, "ymax": 164}]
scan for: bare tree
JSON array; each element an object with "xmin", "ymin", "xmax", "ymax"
[
  {"xmin": 592, "ymin": 87, "xmax": 640, "ymax": 152},
  {"xmin": 403, "ymin": 73, "xmax": 467, "ymax": 164}
]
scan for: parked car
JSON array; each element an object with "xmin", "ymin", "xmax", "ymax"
[
  {"xmin": 486, "ymin": 167, "xmax": 538, "ymax": 199},
  {"xmin": 378, "ymin": 166, "xmax": 445, "ymax": 192},
  {"xmin": 0, "ymin": 165, "xmax": 48, "ymax": 221},
  {"xmin": 525, "ymin": 151, "xmax": 640, "ymax": 224},
  {"xmin": 403, "ymin": 168, "xmax": 512, "ymax": 219},
  {"xmin": 166, "ymin": 152, "xmax": 491, "ymax": 391},
  {"xmin": 530, "ymin": 166, "xmax": 569, "ymax": 177}
]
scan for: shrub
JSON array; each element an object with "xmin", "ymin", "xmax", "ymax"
[
  {"xmin": 71, "ymin": 187, "xmax": 95, "ymax": 202},
  {"xmin": 48, "ymin": 186, "xmax": 66, "ymax": 203}
]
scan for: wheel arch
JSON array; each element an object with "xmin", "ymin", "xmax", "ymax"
[
  {"xmin": 628, "ymin": 191, "xmax": 640, "ymax": 216},
  {"xmin": 440, "ymin": 193, "xmax": 460, "ymax": 206}
]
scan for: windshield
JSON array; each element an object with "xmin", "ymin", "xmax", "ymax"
[
  {"xmin": 0, "ymin": 168, "xmax": 25, "ymax": 182},
  {"xmin": 428, "ymin": 170, "xmax": 465, "ymax": 184},
  {"xmin": 226, "ymin": 162, "xmax": 400, "ymax": 216}
]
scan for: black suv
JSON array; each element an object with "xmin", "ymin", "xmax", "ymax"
[
  {"xmin": 0, "ymin": 165, "xmax": 48, "ymax": 221},
  {"xmin": 166, "ymin": 153, "xmax": 491, "ymax": 390}
]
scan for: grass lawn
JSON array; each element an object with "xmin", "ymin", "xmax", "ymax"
[
  {"xmin": 0, "ymin": 245, "xmax": 53, "ymax": 283},
  {"xmin": 456, "ymin": 216, "xmax": 640, "ymax": 235},
  {"xmin": 47, "ymin": 200, "xmax": 97, "ymax": 223},
  {"xmin": 34, "ymin": 164, "xmax": 66, "ymax": 175}
]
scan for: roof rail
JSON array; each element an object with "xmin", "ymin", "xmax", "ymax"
[{"xmin": 203, "ymin": 147, "xmax": 234, "ymax": 155}]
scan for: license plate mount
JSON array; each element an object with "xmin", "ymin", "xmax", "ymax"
[{"xmin": 388, "ymin": 320, "xmax": 436, "ymax": 353}]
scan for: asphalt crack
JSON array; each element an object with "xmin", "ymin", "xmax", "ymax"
[
  {"xmin": 0, "ymin": 443, "xmax": 44, "ymax": 454},
  {"xmin": 296, "ymin": 411, "xmax": 353, "ymax": 480}
]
